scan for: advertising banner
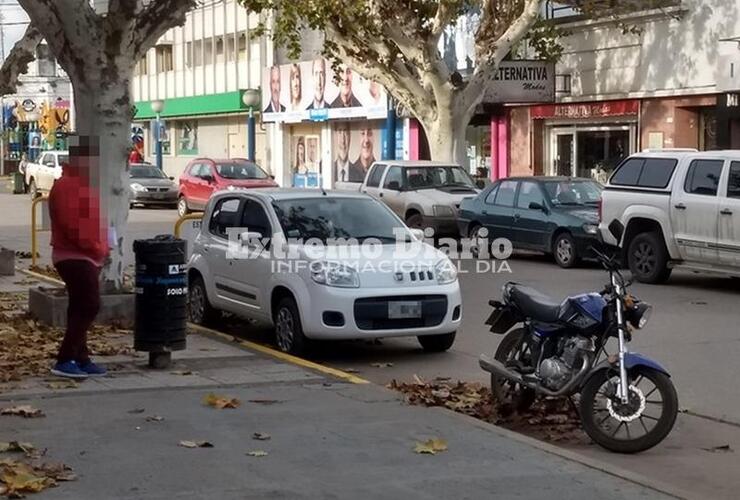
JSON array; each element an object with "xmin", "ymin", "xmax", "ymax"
[
  {"xmin": 262, "ymin": 58, "xmax": 388, "ymax": 123},
  {"xmin": 330, "ymin": 120, "xmax": 383, "ymax": 183}
]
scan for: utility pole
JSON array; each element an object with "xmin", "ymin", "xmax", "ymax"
[{"xmin": 0, "ymin": 12, "xmax": 6, "ymax": 176}]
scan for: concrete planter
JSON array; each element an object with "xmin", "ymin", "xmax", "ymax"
[
  {"xmin": 29, "ymin": 287, "xmax": 135, "ymax": 328},
  {"xmin": 0, "ymin": 247, "xmax": 14, "ymax": 276}
]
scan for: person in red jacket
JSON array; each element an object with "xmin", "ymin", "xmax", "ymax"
[
  {"xmin": 48, "ymin": 136, "xmax": 110, "ymax": 378},
  {"xmin": 128, "ymin": 147, "xmax": 143, "ymax": 164}
]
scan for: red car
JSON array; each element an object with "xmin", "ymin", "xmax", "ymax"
[{"xmin": 177, "ymin": 158, "xmax": 278, "ymax": 216}]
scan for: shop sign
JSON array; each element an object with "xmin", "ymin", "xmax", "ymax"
[
  {"xmin": 531, "ymin": 99, "xmax": 639, "ymax": 119},
  {"xmin": 484, "ymin": 61, "xmax": 555, "ymax": 104},
  {"xmin": 262, "ymin": 58, "xmax": 388, "ymax": 123}
]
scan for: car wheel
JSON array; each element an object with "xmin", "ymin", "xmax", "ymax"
[
  {"xmin": 553, "ymin": 232, "xmax": 578, "ymax": 268},
  {"xmin": 406, "ymin": 212, "xmax": 424, "ymax": 230},
  {"xmin": 188, "ymin": 275, "xmax": 219, "ymax": 325},
  {"xmin": 274, "ymin": 297, "xmax": 309, "ymax": 356},
  {"xmin": 627, "ymin": 232, "xmax": 672, "ymax": 284},
  {"xmin": 177, "ymin": 196, "xmax": 190, "ymax": 217},
  {"xmin": 417, "ymin": 331, "xmax": 456, "ymax": 352}
]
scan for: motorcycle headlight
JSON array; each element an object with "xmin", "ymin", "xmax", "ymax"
[
  {"xmin": 130, "ymin": 183, "xmax": 146, "ymax": 192},
  {"xmin": 433, "ymin": 205, "xmax": 455, "ymax": 217},
  {"xmin": 583, "ymin": 223, "xmax": 599, "ymax": 235},
  {"xmin": 627, "ymin": 301, "xmax": 652, "ymax": 329},
  {"xmin": 435, "ymin": 259, "xmax": 458, "ymax": 284},
  {"xmin": 310, "ymin": 261, "xmax": 359, "ymax": 288}
]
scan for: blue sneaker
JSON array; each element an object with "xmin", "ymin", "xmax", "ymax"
[
  {"xmin": 78, "ymin": 361, "xmax": 107, "ymax": 377},
  {"xmin": 50, "ymin": 361, "xmax": 89, "ymax": 379}
]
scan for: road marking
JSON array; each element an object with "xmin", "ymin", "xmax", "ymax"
[{"xmin": 188, "ymin": 323, "xmax": 370, "ymax": 385}]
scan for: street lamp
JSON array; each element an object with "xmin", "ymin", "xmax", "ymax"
[
  {"xmin": 151, "ymin": 99, "xmax": 165, "ymax": 170},
  {"xmin": 242, "ymin": 89, "xmax": 260, "ymax": 162}
]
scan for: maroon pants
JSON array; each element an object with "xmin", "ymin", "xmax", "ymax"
[{"xmin": 55, "ymin": 260, "xmax": 101, "ymax": 363}]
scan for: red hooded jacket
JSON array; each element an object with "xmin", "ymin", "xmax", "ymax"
[{"xmin": 48, "ymin": 164, "xmax": 109, "ymax": 267}]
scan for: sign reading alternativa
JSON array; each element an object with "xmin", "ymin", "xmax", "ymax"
[{"xmin": 485, "ymin": 60, "xmax": 555, "ymax": 104}]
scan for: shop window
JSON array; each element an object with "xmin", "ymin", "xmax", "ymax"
[
  {"xmin": 156, "ymin": 45, "xmax": 174, "ymax": 72},
  {"xmin": 178, "ymin": 121, "xmax": 198, "ymax": 155},
  {"xmin": 494, "ymin": 180, "xmax": 517, "ymax": 207},
  {"xmin": 151, "ymin": 122, "xmax": 171, "ymax": 155},
  {"xmin": 238, "ymin": 33, "xmax": 248, "ymax": 61},
  {"xmin": 215, "ymin": 37, "xmax": 225, "ymax": 64},
  {"xmin": 684, "ymin": 159, "xmax": 723, "ymax": 196},
  {"xmin": 36, "ymin": 44, "xmax": 56, "ymax": 77},
  {"xmin": 516, "ymin": 182, "xmax": 545, "ymax": 209},
  {"xmin": 204, "ymin": 37, "xmax": 214, "ymax": 65},
  {"xmin": 226, "ymin": 33, "xmax": 236, "ymax": 62},
  {"xmin": 728, "ymin": 162, "xmax": 740, "ymax": 199}
]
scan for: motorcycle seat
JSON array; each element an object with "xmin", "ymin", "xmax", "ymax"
[{"xmin": 507, "ymin": 284, "xmax": 562, "ymax": 323}]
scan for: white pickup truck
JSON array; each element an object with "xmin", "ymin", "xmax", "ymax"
[
  {"xmin": 25, "ymin": 151, "xmax": 68, "ymax": 198},
  {"xmin": 599, "ymin": 149, "xmax": 740, "ymax": 283},
  {"xmin": 337, "ymin": 160, "xmax": 481, "ymax": 237}
]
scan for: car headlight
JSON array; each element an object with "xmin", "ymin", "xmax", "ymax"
[
  {"xmin": 310, "ymin": 261, "xmax": 359, "ymax": 288},
  {"xmin": 435, "ymin": 259, "xmax": 457, "ymax": 284},
  {"xmin": 627, "ymin": 302, "xmax": 652, "ymax": 329},
  {"xmin": 583, "ymin": 223, "xmax": 599, "ymax": 235},
  {"xmin": 433, "ymin": 205, "xmax": 455, "ymax": 217},
  {"xmin": 130, "ymin": 183, "xmax": 146, "ymax": 192}
]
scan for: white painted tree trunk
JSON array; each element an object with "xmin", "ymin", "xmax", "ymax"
[
  {"xmin": 73, "ymin": 80, "xmax": 132, "ymax": 292},
  {"xmin": 421, "ymin": 100, "xmax": 472, "ymax": 166}
]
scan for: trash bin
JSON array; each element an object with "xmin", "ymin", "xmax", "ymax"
[
  {"xmin": 12, "ymin": 172, "xmax": 24, "ymax": 194},
  {"xmin": 133, "ymin": 235, "xmax": 188, "ymax": 368}
]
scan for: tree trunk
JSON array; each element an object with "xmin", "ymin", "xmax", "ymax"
[
  {"xmin": 73, "ymin": 80, "xmax": 132, "ymax": 293},
  {"xmin": 423, "ymin": 106, "xmax": 471, "ymax": 166}
]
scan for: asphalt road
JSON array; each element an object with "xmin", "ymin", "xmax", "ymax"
[{"xmin": 3, "ymin": 191, "xmax": 740, "ymax": 498}]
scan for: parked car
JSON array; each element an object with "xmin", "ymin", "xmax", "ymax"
[
  {"xmin": 128, "ymin": 164, "xmax": 178, "ymax": 209},
  {"xmin": 599, "ymin": 149, "xmax": 740, "ymax": 283},
  {"xmin": 458, "ymin": 177, "xmax": 603, "ymax": 268},
  {"xmin": 187, "ymin": 189, "xmax": 462, "ymax": 355},
  {"xmin": 338, "ymin": 160, "xmax": 480, "ymax": 236},
  {"xmin": 178, "ymin": 158, "xmax": 278, "ymax": 217},
  {"xmin": 26, "ymin": 151, "xmax": 68, "ymax": 198}
]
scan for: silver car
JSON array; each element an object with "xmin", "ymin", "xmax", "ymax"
[{"xmin": 128, "ymin": 164, "xmax": 178, "ymax": 209}]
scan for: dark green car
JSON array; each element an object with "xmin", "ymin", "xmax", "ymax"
[{"xmin": 457, "ymin": 177, "xmax": 603, "ymax": 268}]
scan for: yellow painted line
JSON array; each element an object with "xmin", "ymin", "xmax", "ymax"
[
  {"xmin": 19, "ymin": 268, "xmax": 65, "ymax": 287},
  {"xmin": 188, "ymin": 322, "xmax": 370, "ymax": 385}
]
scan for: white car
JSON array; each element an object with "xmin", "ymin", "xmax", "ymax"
[
  {"xmin": 187, "ymin": 189, "xmax": 462, "ymax": 355},
  {"xmin": 26, "ymin": 151, "xmax": 68, "ymax": 197}
]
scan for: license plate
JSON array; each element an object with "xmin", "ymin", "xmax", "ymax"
[{"xmin": 388, "ymin": 301, "xmax": 422, "ymax": 319}]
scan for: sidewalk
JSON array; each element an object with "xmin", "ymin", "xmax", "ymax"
[{"xmin": 0, "ymin": 326, "xmax": 676, "ymax": 500}]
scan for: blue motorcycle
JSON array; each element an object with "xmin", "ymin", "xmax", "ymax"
[{"xmin": 479, "ymin": 221, "xmax": 678, "ymax": 453}]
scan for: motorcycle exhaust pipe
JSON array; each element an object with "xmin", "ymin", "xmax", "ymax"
[
  {"xmin": 479, "ymin": 354, "xmax": 526, "ymax": 385},
  {"xmin": 479, "ymin": 354, "xmax": 593, "ymax": 397}
]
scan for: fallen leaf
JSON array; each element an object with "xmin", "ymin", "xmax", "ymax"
[
  {"xmin": 204, "ymin": 393, "xmax": 240, "ymax": 409},
  {"xmin": 371, "ymin": 362, "xmax": 394, "ymax": 368},
  {"xmin": 0, "ymin": 405, "xmax": 45, "ymax": 418},
  {"xmin": 170, "ymin": 370, "xmax": 196, "ymax": 376},
  {"xmin": 412, "ymin": 374, "xmax": 425, "ymax": 385},
  {"xmin": 0, "ymin": 463, "xmax": 51, "ymax": 494},
  {"xmin": 46, "ymin": 380, "xmax": 79, "ymax": 390},
  {"xmin": 178, "ymin": 440, "xmax": 213, "ymax": 449},
  {"xmin": 145, "ymin": 415, "xmax": 164, "ymax": 422},
  {"xmin": 247, "ymin": 399, "xmax": 283, "ymax": 405},
  {"xmin": 127, "ymin": 408, "xmax": 146, "ymax": 414},
  {"xmin": 252, "ymin": 432, "xmax": 271, "ymax": 441},
  {"xmin": 414, "ymin": 438, "xmax": 448, "ymax": 455},
  {"xmin": 701, "ymin": 444, "xmax": 733, "ymax": 453},
  {"xmin": 0, "ymin": 442, "xmax": 35, "ymax": 454},
  {"xmin": 246, "ymin": 450, "xmax": 268, "ymax": 457}
]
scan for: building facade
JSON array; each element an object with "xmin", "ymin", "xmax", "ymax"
[
  {"xmin": 510, "ymin": 0, "xmax": 740, "ymax": 181},
  {"xmin": 130, "ymin": 0, "xmax": 266, "ymax": 178}
]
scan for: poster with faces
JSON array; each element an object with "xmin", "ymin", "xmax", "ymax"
[
  {"xmin": 261, "ymin": 58, "xmax": 388, "ymax": 123},
  {"xmin": 330, "ymin": 120, "xmax": 382, "ymax": 183}
]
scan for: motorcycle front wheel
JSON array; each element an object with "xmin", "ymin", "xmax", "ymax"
[
  {"xmin": 491, "ymin": 328, "xmax": 536, "ymax": 415},
  {"xmin": 580, "ymin": 366, "xmax": 678, "ymax": 454}
]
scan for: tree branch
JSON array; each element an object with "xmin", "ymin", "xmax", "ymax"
[
  {"xmin": 133, "ymin": 0, "xmax": 197, "ymax": 57},
  {"xmin": 0, "ymin": 24, "xmax": 43, "ymax": 96}
]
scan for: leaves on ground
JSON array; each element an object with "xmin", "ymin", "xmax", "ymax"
[
  {"xmin": 0, "ymin": 458, "xmax": 75, "ymax": 497},
  {"xmin": 170, "ymin": 370, "xmax": 196, "ymax": 376},
  {"xmin": 0, "ymin": 442, "xmax": 34, "ymax": 454},
  {"xmin": 414, "ymin": 438, "xmax": 448, "ymax": 455},
  {"xmin": 246, "ymin": 450, "xmax": 268, "ymax": 457},
  {"xmin": 701, "ymin": 444, "xmax": 733, "ymax": 453},
  {"xmin": 45, "ymin": 380, "xmax": 79, "ymax": 390},
  {"xmin": 204, "ymin": 393, "xmax": 240, "ymax": 409},
  {"xmin": 370, "ymin": 362, "xmax": 393, "ymax": 368},
  {"xmin": 252, "ymin": 433, "xmax": 271, "ymax": 441},
  {"xmin": 178, "ymin": 440, "xmax": 214, "ymax": 449},
  {"xmin": 145, "ymin": 415, "xmax": 164, "ymax": 422},
  {"xmin": 0, "ymin": 406, "xmax": 44, "ymax": 418},
  {"xmin": 388, "ymin": 378, "xmax": 585, "ymax": 444}
]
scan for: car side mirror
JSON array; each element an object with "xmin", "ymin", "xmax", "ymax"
[
  {"xmin": 202, "ymin": 174, "xmax": 214, "ymax": 183},
  {"xmin": 270, "ymin": 175, "xmax": 275, "ymax": 180},
  {"xmin": 387, "ymin": 180, "xmax": 401, "ymax": 191},
  {"xmin": 169, "ymin": 176, "xmax": 174, "ymax": 181},
  {"xmin": 409, "ymin": 228, "xmax": 425, "ymax": 241},
  {"xmin": 608, "ymin": 219, "xmax": 624, "ymax": 242},
  {"xmin": 529, "ymin": 201, "xmax": 545, "ymax": 211}
]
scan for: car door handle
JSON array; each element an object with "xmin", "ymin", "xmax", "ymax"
[
  {"xmin": 482, "ymin": 210, "xmax": 488, "ymax": 215},
  {"xmin": 721, "ymin": 208, "xmax": 733, "ymax": 215},
  {"xmin": 379, "ymin": 192, "xmax": 383, "ymax": 197},
  {"xmin": 513, "ymin": 213, "xmax": 520, "ymax": 220},
  {"xmin": 674, "ymin": 203, "xmax": 687, "ymax": 210}
]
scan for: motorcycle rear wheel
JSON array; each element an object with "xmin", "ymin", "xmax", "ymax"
[
  {"xmin": 580, "ymin": 366, "xmax": 678, "ymax": 454},
  {"xmin": 491, "ymin": 328, "xmax": 536, "ymax": 415}
]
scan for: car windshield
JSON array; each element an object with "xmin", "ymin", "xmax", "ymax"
[
  {"xmin": 216, "ymin": 161, "xmax": 269, "ymax": 180},
  {"xmin": 543, "ymin": 180, "xmax": 602, "ymax": 206},
  {"xmin": 272, "ymin": 197, "xmax": 407, "ymax": 243},
  {"xmin": 405, "ymin": 166, "xmax": 476, "ymax": 190},
  {"xmin": 129, "ymin": 166, "xmax": 167, "ymax": 179}
]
